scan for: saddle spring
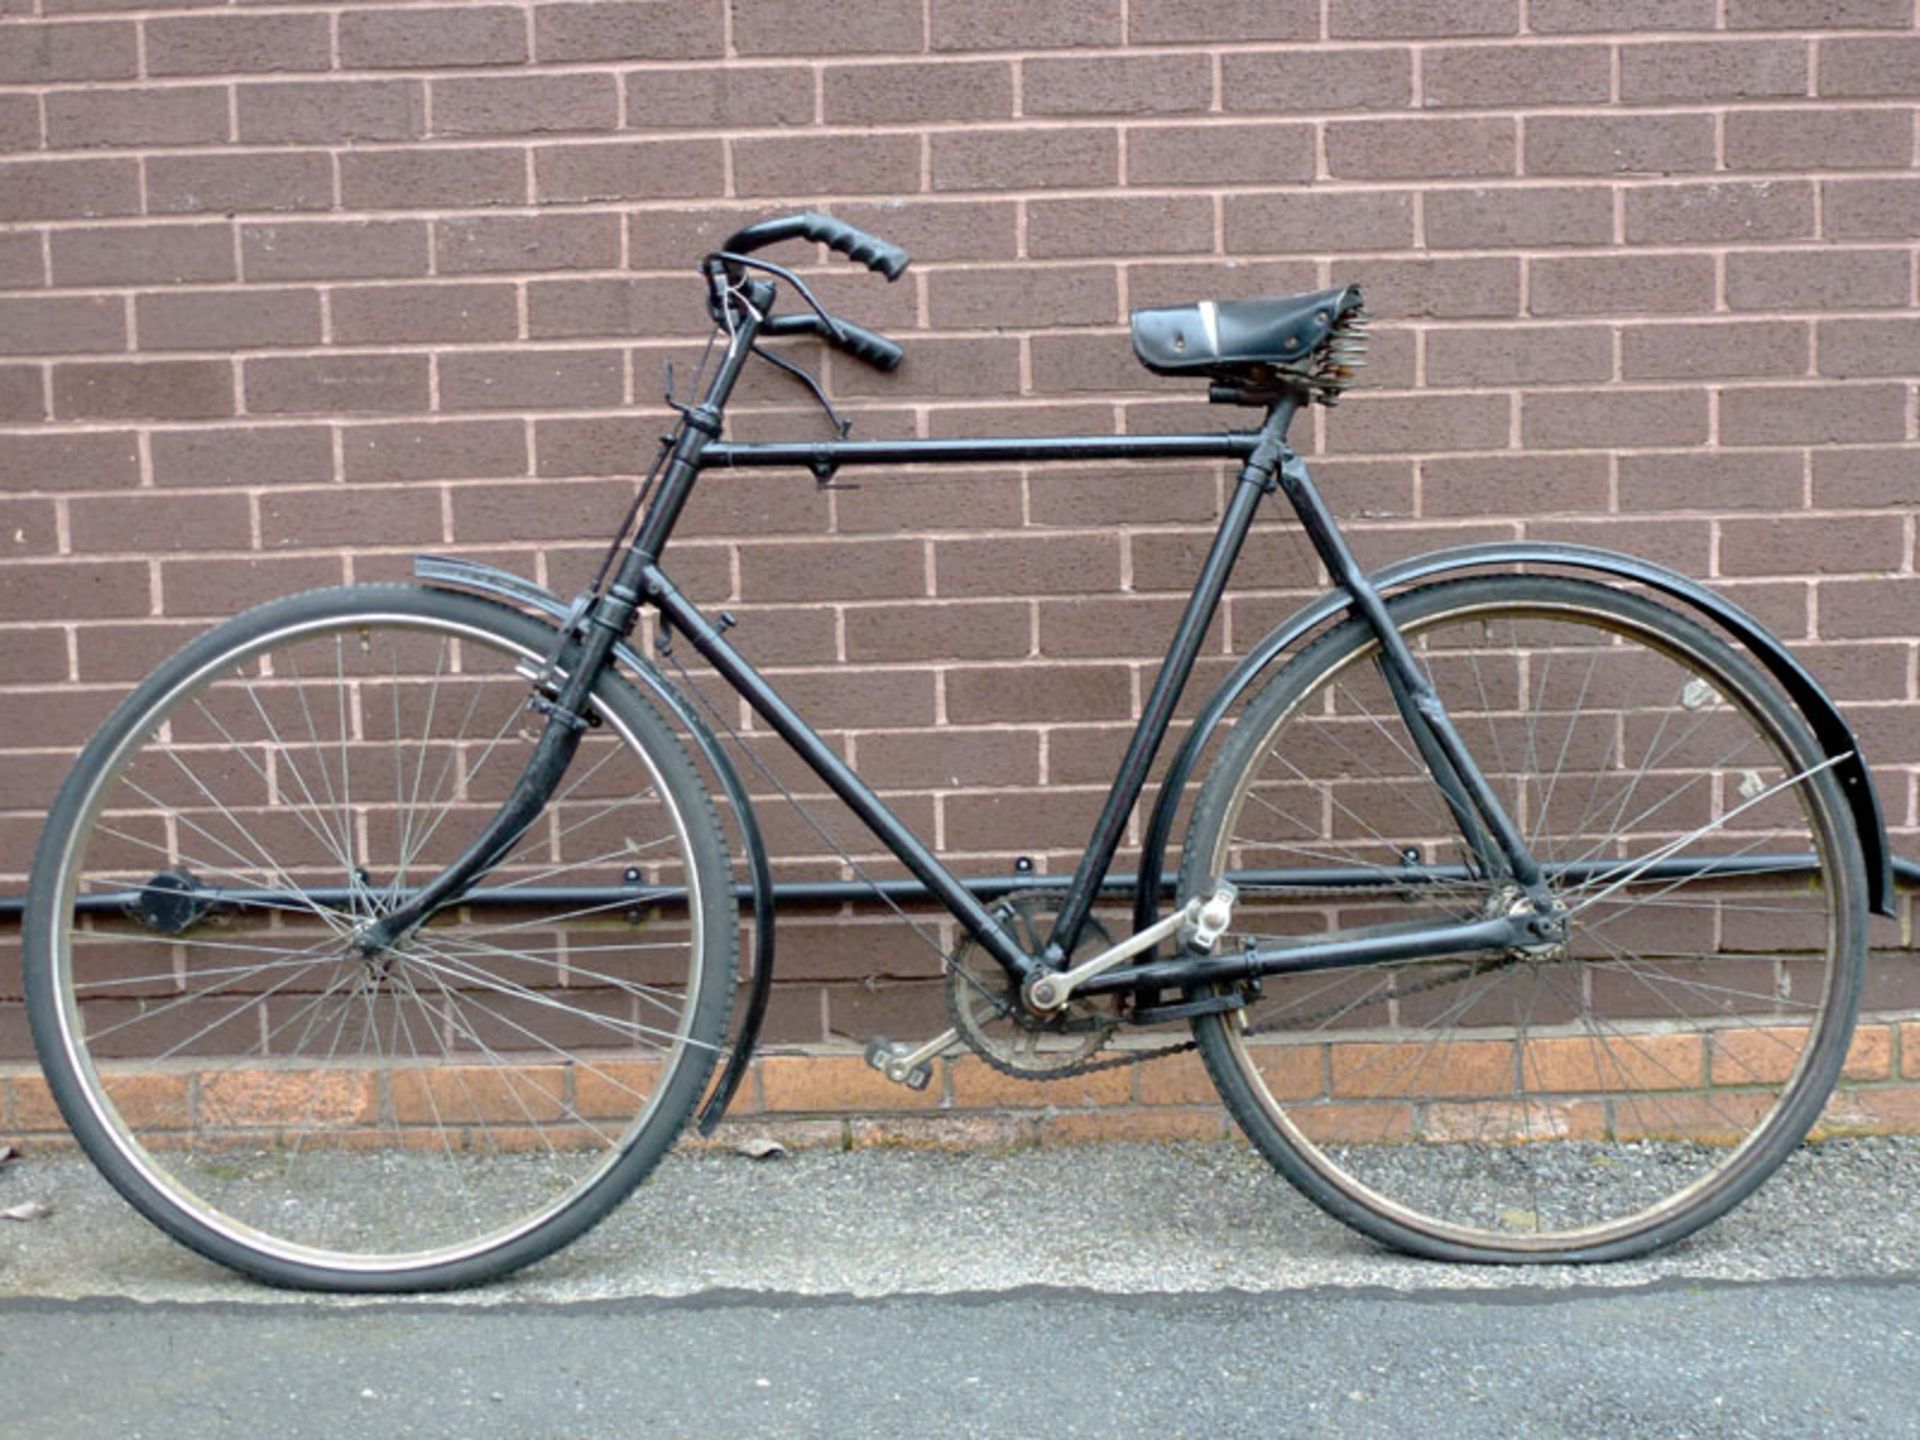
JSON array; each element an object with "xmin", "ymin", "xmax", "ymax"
[{"xmin": 1308, "ymin": 305, "xmax": 1370, "ymax": 406}]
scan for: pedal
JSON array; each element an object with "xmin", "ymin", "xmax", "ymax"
[
  {"xmin": 1180, "ymin": 881, "xmax": 1238, "ymax": 954},
  {"xmin": 863, "ymin": 1032, "xmax": 953, "ymax": 1091},
  {"xmin": 863, "ymin": 1039, "xmax": 932, "ymax": 1091}
]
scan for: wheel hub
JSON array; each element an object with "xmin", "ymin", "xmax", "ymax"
[{"xmin": 1487, "ymin": 883, "xmax": 1572, "ymax": 961}]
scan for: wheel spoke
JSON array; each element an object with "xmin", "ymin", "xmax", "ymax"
[{"xmin": 39, "ymin": 594, "xmax": 730, "ymax": 1286}]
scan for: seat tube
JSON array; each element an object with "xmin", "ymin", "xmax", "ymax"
[{"xmin": 1044, "ymin": 396, "xmax": 1300, "ymax": 959}]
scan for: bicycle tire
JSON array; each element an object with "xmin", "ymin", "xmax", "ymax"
[
  {"xmin": 25, "ymin": 584, "xmax": 737, "ymax": 1292},
  {"xmin": 1179, "ymin": 575, "xmax": 1866, "ymax": 1262}
]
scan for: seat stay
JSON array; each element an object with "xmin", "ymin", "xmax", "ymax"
[{"xmin": 1274, "ymin": 449, "xmax": 1552, "ymax": 905}]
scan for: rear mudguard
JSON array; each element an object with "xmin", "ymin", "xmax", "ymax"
[
  {"xmin": 1134, "ymin": 541, "xmax": 1895, "ymax": 942},
  {"xmin": 412, "ymin": 555, "xmax": 771, "ymax": 1134}
]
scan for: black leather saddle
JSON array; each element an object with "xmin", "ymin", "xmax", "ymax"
[{"xmin": 1130, "ymin": 284, "xmax": 1367, "ymax": 401}]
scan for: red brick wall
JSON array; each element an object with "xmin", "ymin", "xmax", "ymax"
[{"xmin": 2, "ymin": 0, "xmax": 1918, "ymax": 1060}]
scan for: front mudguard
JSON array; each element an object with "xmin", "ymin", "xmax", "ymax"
[
  {"xmin": 412, "ymin": 555, "xmax": 772, "ymax": 1134},
  {"xmin": 1134, "ymin": 541, "xmax": 1895, "ymax": 941}
]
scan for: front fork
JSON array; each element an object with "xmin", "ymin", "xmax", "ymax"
[
  {"xmin": 354, "ymin": 292, "xmax": 758, "ymax": 958},
  {"xmin": 350, "ymin": 587, "xmax": 634, "ymax": 958}
]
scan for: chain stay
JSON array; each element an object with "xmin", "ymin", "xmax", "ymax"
[{"xmin": 953, "ymin": 878, "xmax": 1500, "ymax": 1080}]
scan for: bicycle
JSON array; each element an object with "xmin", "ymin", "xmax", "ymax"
[{"xmin": 22, "ymin": 212, "xmax": 1891, "ymax": 1292}]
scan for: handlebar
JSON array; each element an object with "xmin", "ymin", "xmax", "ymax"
[
  {"xmin": 720, "ymin": 211, "xmax": 911, "ymax": 282},
  {"xmin": 714, "ymin": 211, "xmax": 911, "ymax": 373},
  {"xmin": 761, "ymin": 313, "xmax": 905, "ymax": 372}
]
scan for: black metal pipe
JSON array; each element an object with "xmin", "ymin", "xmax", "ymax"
[
  {"xmin": 12, "ymin": 852, "xmax": 1894, "ymax": 923},
  {"xmin": 0, "ymin": 871, "xmax": 1118, "ymax": 921}
]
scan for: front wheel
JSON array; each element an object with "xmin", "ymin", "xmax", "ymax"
[
  {"xmin": 1179, "ymin": 575, "xmax": 1866, "ymax": 1262},
  {"xmin": 25, "ymin": 584, "xmax": 737, "ymax": 1291}
]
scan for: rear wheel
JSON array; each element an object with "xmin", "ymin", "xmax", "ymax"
[
  {"xmin": 1180, "ymin": 576, "xmax": 1866, "ymax": 1262},
  {"xmin": 25, "ymin": 584, "xmax": 736, "ymax": 1291}
]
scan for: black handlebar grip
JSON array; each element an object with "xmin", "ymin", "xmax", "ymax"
[
  {"xmin": 721, "ymin": 211, "xmax": 910, "ymax": 281},
  {"xmin": 827, "ymin": 317, "xmax": 906, "ymax": 372},
  {"xmin": 803, "ymin": 214, "xmax": 911, "ymax": 281}
]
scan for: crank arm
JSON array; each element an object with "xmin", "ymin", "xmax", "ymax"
[{"xmin": 1025, "ymin": 883, "xmax": 1236, "ymax": 1013}]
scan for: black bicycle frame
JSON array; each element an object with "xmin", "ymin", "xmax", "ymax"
[
  {"xmin": 540, "ymin": 302, "xmax": 1553, "ymax": 997},
  {"xmin": 362, "ymin": 297, "xmax": 1547, "ymax": 995}
]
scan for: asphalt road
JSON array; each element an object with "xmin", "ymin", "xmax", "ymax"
[
  {"xmin": 4, "ymin": 1278, "xmax": 1918, "ymax": 1440},
  {"xmin": 2, "ymin": 1139, "xmax": 1917, "ymax": 1437}
]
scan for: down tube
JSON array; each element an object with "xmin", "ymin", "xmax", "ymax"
[{"xmin": 642, "ymin": 568, "xmax": 1037, "ymax": 983}]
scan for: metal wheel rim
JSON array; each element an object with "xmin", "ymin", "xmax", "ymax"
[
  {"xmin": 46, "ymin": 608, "xmax": 707, "ymax": 1276},
  {"xmin": 1208, "ymin": 591, "xmax": 1848, "ymax": 1252}
]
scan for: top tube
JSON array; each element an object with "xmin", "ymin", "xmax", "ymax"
[{"xmin": 698, "ymin": 433, "xmax": 1262, "ymax": 469}]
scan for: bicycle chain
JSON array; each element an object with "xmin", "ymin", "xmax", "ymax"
[
  {"xmin": 963, "ymin": 880, "xmax": 1504, "ymax": 1081},
  {"xmin": 951, "ymin": 1009, "xmax": 1196, "ymax": 1080},
  {"xmin": 999, "ymin": 1035, "xmax": 1198, "ymax": 1078}
]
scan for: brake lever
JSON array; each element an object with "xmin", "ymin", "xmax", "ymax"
[{"xmin": 707, "ymin": 250, "xmax": 867, "ymax": 485}]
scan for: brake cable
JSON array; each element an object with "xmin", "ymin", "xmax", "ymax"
[
  {"xmin": 707, "ymin": 250, "xmax": 849, "ymax": 345},
  {"xmin": 703, "ymin": 250, "xmax": 861, "ymax": 444}
]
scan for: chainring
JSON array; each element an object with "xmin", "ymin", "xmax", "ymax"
[{"xmin": 946, "ymin": 890, "xmax": 1122, "ymax": 1077}]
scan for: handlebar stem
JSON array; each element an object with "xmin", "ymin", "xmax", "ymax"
[{"xmin": 624, "ymin": 300, "xmax": 762, "ymax": 564}]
